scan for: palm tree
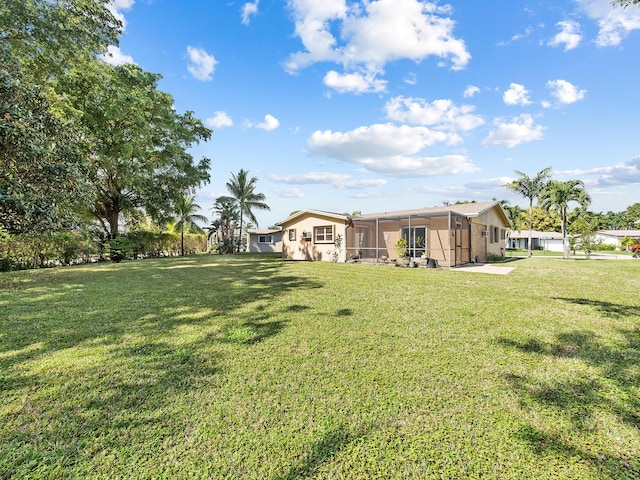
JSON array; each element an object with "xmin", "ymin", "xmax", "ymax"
[
  {"xmin": 173, "ymin": 194, "xmax": 208, "ymax": 256},
  {"xmin": 226, "ymin": 169, "xmax": 270, "ymax": 253},
  {"xmin": 504, "ymin": 167, "xmax": 552, "ymax": 258},
  {"xmin": 539, "ymin": 179, "xmax": 591, "ymax": 259},
  {"xmin": 209, "ymin": 195, "xmax": 239, "ymax": 254}
]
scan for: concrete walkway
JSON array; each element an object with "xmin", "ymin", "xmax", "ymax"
[{"xmin": 451, "ymin": 263, "xmax": 516, "ymax": 275}]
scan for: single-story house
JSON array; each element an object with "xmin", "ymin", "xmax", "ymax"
[
  {"xmin": 246, "ymin": 228, "xmax": 283, "ymax": 253},
  {"xmin": 277, "ymin": 210, "xmax": 349, "ymax": 262},
  {"xmin": 507, "ymin": 230, "xmax": 564, "ymax": 252},
  {"xmin": 594, "ymin": 230, "xmax": 640, "ymax": 249},
  {"xmin": 278, "ymin": 201, "xmax": 511, "ymax": 267}
]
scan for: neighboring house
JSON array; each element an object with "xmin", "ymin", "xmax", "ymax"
[
  {"xmin": 246, "ymin": 228, "xmax": 283, "ymax": 254},
  {"xmin": 507, "ymin": 230, "xmax": 564, "ymax": 252},
  {"xmin": 594, "ymin": 230, "xmax": 640, "ymax": 249},
  {"xmin": 278, "ymin": 210, "xmax": 349, "ymax": 262},
  {"xmin": 278, "ymin": 201, "xmax": 511, "ymax": 267}
]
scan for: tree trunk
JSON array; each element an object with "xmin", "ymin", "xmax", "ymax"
[
  {"xmin": 181, "ymin": 226, "xmax": 185, "ymax": 256},
  {"xmin": 561, "ymin": 210, "xmax": 569, "ymax": 259},
  {"xmin": 527, "ymin": 199, "xmax": 533, "ymax": 258},
  {"xmin": 107, "ymin": 209, "xmax": 120, "ymax": 239}
]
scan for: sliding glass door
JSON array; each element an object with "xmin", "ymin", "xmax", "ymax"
[{"xmin": 402, "ymin": 226, "xmax": 426, "ymax": 258}]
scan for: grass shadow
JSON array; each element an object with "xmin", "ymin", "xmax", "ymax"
[
  {"xmin": 553, "ymin": 297, "xmax": 640, "ymax": 319},
  {"xmin": 276, "ymin": 426, "xmax": 364, "ymax": 480},
  {"xmin": 499, "ymin": 326, "xmax": 640, "ymax": 477}
]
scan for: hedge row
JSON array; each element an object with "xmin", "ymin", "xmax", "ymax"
[{"xmin": 0, "ymin": 230, "xmax": 208, "ymax": 271}]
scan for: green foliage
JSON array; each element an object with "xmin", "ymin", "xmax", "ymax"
[
  {"xmin": 0, "ymin": 52, "xmax": 91, "ymax": 234},
  {"xmin": 1, "ymin": 0, "xmax": 120, "ymax": 84},
  {"xmin": 209, "ymin": 196, "xmax": 239, "ymax": 254},
  {"xmin": 108, "ymin": 236, "xmax": 132, "ymax": 263},
  {"xmin": 60, "ymin": 62, "xmax": 212, "ymax": 237},
  {"xmin": 172, "ymin": 195, "xmax": 207, "ymax": 256},
  {"xmin": 226, "ymin": 169, "xmax": 270, "ymax": 253},
  {"xmin": 503, "ymin": 167, "xmax": 552, "ymax": 257},
  {"xmin": 540, "ymin": 179, "xmax": 591, "ymax": 259},
  {"xmin": 624, "ymin": 203, "xmax": 640, "ymax": 228},
  {"xmin": 394, "ymin": 237, "xmax": 408, "ymax": 258},
  {"xmin": 328, "ymin": 234, "xmax": 343, "ymax": 262},
  {"xmin": 0, "ymin": 230, "xmax": 99, "ymax": 270}
]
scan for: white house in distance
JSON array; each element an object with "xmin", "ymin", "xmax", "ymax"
[
  {"xmin": 246, "ymin": 228, "xmax": 283, "ymax": 254},
  {"xmin": 507, "ymin": 230, "xmax": 564, "ymax": 253},
  {"xmin": 594, "ymin": 230, "xmax": 640, "ymax": 249}
]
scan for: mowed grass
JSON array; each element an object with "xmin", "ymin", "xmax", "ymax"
[{"xmin": 1, "ymin": 254, "xmax": 639, "ymax": 479}]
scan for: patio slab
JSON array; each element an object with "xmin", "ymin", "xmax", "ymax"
[{"xmin": 451, "ymin": 263, "xmax": 516, "ymax": 275}]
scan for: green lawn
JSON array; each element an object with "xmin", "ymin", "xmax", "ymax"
[{"xmin": 1, "ymin": 254, "xmax": 639, "ymax": 479}]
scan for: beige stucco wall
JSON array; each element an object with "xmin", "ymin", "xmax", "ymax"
[
  {"xmin": 280, "ymin": 213, "xmax": 348, "ymax": 262},
  {"xmin": 248, "ymin": 233, "xmax": 283, "ymax": 253},
  {"xmin": 470, "ymin": 207, "xmax": 509, "ymax": 262}
]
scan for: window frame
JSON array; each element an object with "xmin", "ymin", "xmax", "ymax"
[
  {"xmin": 314, "ymin": 225, "xmax": 334, "ymax": 243},
  {"xmin": 288, "ymin": 229, "xmax": 296, "ymax": 241},
  {"xmin": 258, "ymin": 235, "xmax": 273, "ymax": 244}
]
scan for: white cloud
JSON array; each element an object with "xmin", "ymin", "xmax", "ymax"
[
  {"xmin": 404, "ymin": 73, "xmax": 417, "ymax": 85},
  {"xmin": 103, "ymin": 1, "xmax": 135, "ymax": 62},
  {"xmin": 547, "ymin": 79, "xmax": 586, "ymax": 104},
  {"xmin": 503, "ymin": 83, "xmax": 532, "ymax": 106},
  {"xmin": 463, "ymin": 85, "xmax": 480, "ymax": 98},
  {"xmin": 578, "ymin": 0, "xmax": 640, "ymax": 46},
  {"xmin": 101, "ymin": 45, "xmax": 135, "ymax": 65},
  {"xmin": 268, "ymin": 172, "xmax": 386, "ymax": 189},
  {"xmin": 323, "ymin": 70, "xmax": 387, "ymax": 94},
  {"xmin": 285, "ymin": 0, "xmax": 470, "ymax": 82},
  {"xmin": 186, "ymin": 46, "xmax": 217, "ymax": 81},
  {"xmin": 344, "ymin": 179, "xmax": 388, "ymax": 189},
  {"xmin": 274, "ymin": 187, "xmax": 305, "ymax": 198},
  {"xmin": 558, "ymin": 157, "xmax": 640, "ymax": 186},
  {"xmin": 548, "ymin": 20, "xmax": 582, "ymax": 51},
  {"xmin": 107, "ymin": 0, "xmax": 135, "ymax": 30},
  {"xmin": 307, "ymin": 123, "xmax": 478, "ymax": 177},
  {"xmin": 268, "ymin": 172, "xmax": 352, "ymax": 184},
  {"xmin": 384, "ymin": 96, "xmax": 484, "ymax": 132},
  {"xmin": 241, "ymin": 0, "xmax": 259, "ymax": 25},
  {"xmin": 206, "ymin": 111, "xmax": 234, "ymax": 128},
  {"xmin": 248, "ymin": 114, "xmax": 280, "ymax": 131},
  {"xmin": 482, "ymin": 114, "xmax": 545, "ymax": 148},
  {"xmin": 512, "ymin": 26, "xmax": 534, "ymax": 41}
]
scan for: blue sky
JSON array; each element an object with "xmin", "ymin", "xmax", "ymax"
[{"xmin": 104, "ymin": 0, "xmax": 640, "ymax": 228}]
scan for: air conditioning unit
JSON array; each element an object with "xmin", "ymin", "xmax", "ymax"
[
  {"xmin": 301, "ymin": 231, "xmax": 312, "ymax": 240},
  {"xmin": 482, "ymin": 230, "xmax": 489, "ymax": 237}
]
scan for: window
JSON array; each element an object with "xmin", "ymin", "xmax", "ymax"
[
  {"xmin": 288, "ymin": 229, "xmax": 296, "ymax": 241},
  {"xmin": 258, "ymin": 235, "xmax": 273, "ymax": 244},
  {"xmin": 314, "ymin": 226, "xmax": 334, "ymax": 243},
  {"xmin": 491, "ymin": 226, "xmax": 500, "ymax": 243}
]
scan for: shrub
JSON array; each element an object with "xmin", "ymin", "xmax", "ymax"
[{"xmin": 109, "ymin": 236, "xmax": 133, "ymax": 263}]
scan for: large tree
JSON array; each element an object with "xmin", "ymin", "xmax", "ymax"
[
  {"xmin": 0, "ymin": 54, "xmax": 91, "ymax": 233},
  {"xmin": 173, "ymin": 195, "xmax": 207, "ymax": 257},
  {"xmin": 1, "ymin": 0, "xmax": 120, "ymax": 83},
  {"xmin": 225, "ymin": 169, "xmax": 270, "ymax": 253},
  {"xmin": 1, "ymin": 0, "xmax": 120, "ymax": 233},
  {"xmin": 504, "ymin": 167, "xmax": 552, "ymax": 258},
  {"xmin": 539, "ymin": 180, "xmax": 592, "ymax": 259},
  {"xmin": 62, "ymin": 62, "xmax": 212, "ymax": 238}
]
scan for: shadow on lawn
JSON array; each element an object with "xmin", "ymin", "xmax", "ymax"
[
  {"xmin": 499, "ymin": 321, "xmax": 640, "ymax": 477},
  {"xmin": 553, "ymin": 297, "xmax": 640, "ymax": 320},
  {"xmin": 277, "ymin": 426, "xmax": 364, "ymax": 480},
  {"xmin": 0, "ymin": 255, "xmax": 321, "ymax": 477}
]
